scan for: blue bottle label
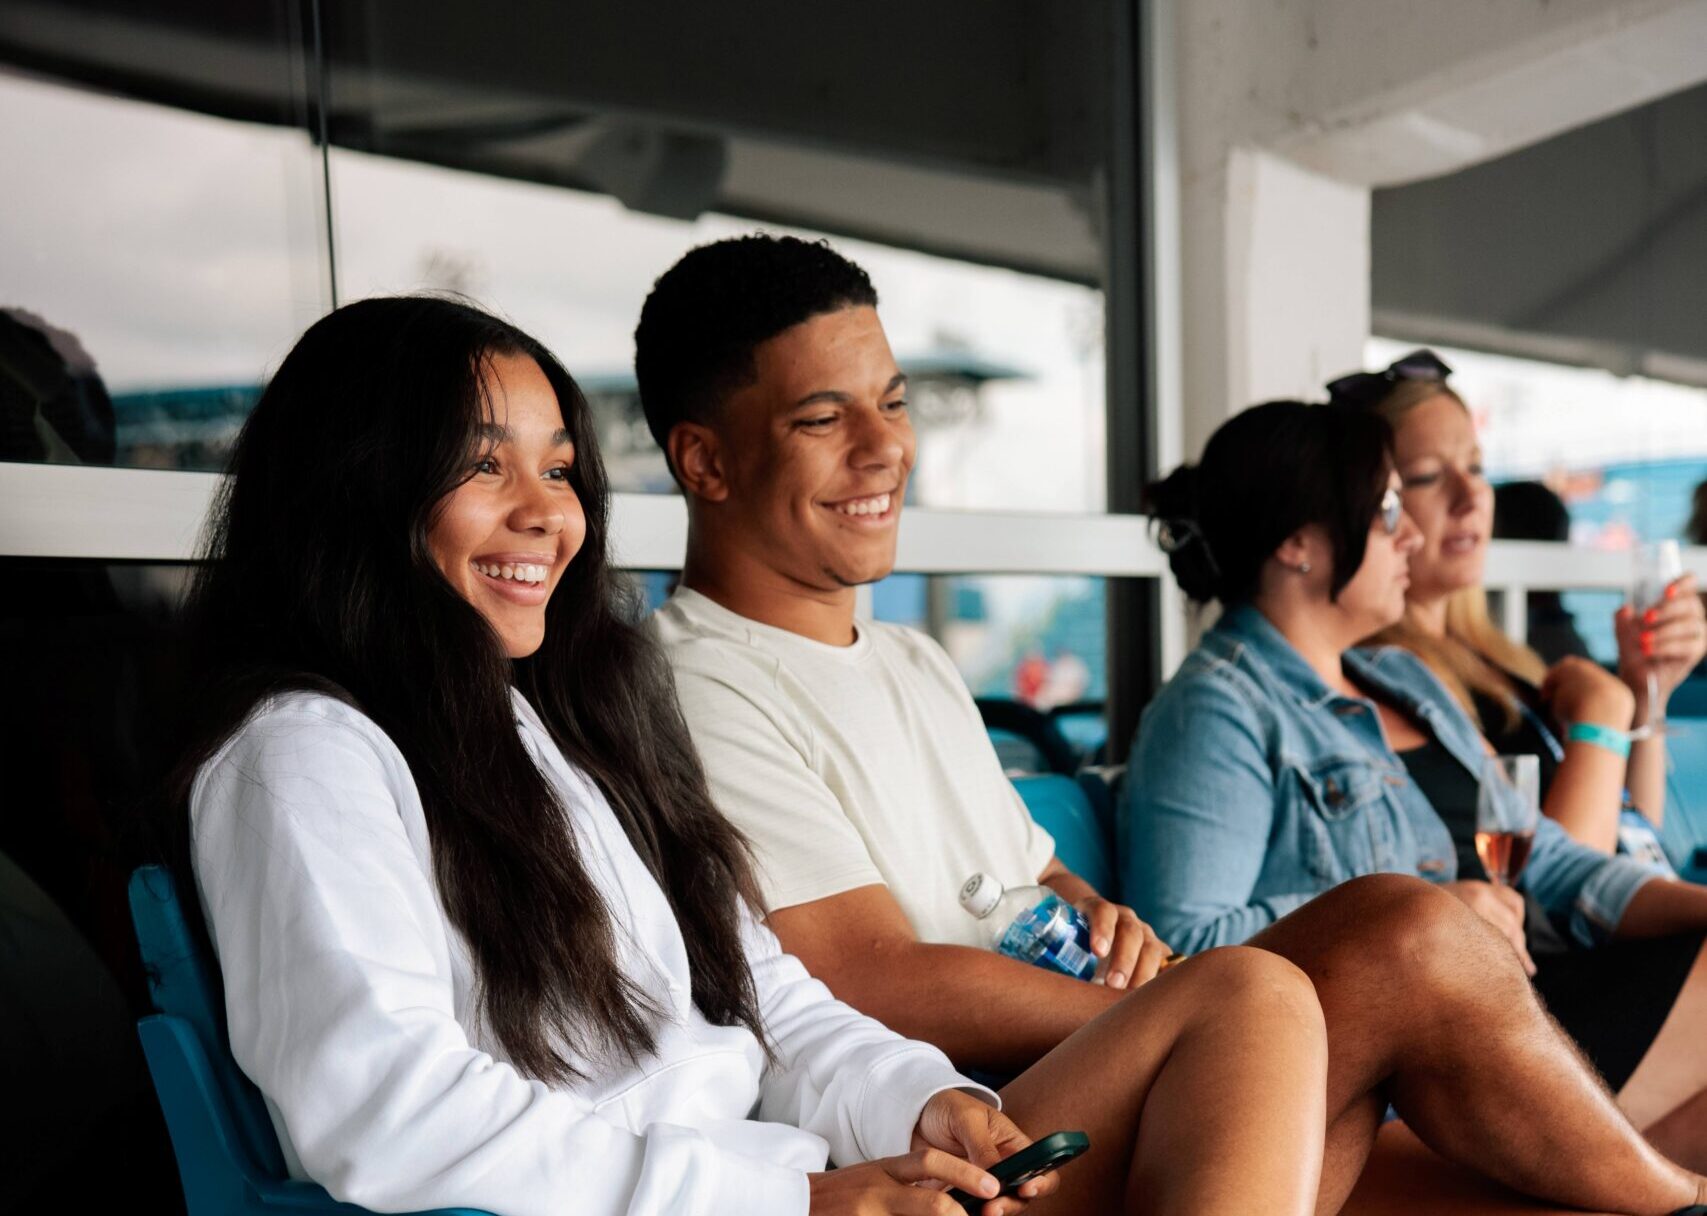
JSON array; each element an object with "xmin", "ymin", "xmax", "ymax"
[{"xmin": 996, "ymin": 894, "xmax": 1096, "ymax": 980}]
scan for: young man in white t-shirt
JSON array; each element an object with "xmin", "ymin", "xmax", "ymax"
[{"xmin": 636, "ymin": 233, "xmax": 1707, "ymax": 1216}]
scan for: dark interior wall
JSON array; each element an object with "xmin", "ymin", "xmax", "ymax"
[{"xmin": 0, "ymin": 559, "xmax": 187, "ymax": 1209}]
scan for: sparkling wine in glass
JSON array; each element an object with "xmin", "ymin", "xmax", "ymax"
[
  {"xmin": 1475, "ymin": 755, "xmax": 1540, "ymax": 887},
  {"xmin": 1630, "ymin": 540, "xmax": 1684, "ymax": 740}
]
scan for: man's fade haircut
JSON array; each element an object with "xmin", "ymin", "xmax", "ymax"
[{"xmin": 634, "ymin": 234, "xmax": 878, "ymax": 475}]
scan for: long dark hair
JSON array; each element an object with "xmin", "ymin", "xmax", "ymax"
[
  {"xmin": 1145, "ymin": 400, "xmax": 1392, "ymax": 604},
  {"xmin": 166, "ymin": 295, "xmax": 767, "ymax": 1080}
]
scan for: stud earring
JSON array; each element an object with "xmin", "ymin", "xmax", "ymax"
[{"xmin": 1297, "ymin": 561, "xmax": 1312, "ymax": 574}]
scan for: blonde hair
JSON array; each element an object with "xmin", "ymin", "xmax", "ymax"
[{"xmin": 1365, "ymin": 380, "xmax": 1547, "ymax": 731}]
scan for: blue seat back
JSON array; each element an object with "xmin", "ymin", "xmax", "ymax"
[
  {"xmin": 1073, "ymin": 764, "xmax": 1123, "ymax": 846},
  {"xmin": 1013, "ymin": 774, "xmax": 1118, "ymax": 899},
  {"xmin": 130, "ymin": 865, "xmax": 288, "ymax": 1181},
  {"xmin": 988, "ymin": 727, "xmax": 1052, "ymax": 777},
  {"xmin": 128, "ymin": 865, "xmax": 489, "ymax": 1216}
]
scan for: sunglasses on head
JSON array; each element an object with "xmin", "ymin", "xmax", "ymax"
[
  {"xmin": 1326, "ymin": 349, "xmax": 1453, "ymax": 410},
  {"xmin": 1379, "ymin": 486, "xmax": 1402, "ymax": 536}
]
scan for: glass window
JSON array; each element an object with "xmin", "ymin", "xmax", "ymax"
[
  {"xmin": 321, "ymin": 0, "xmax": 1113, "ymax": 511},
  {"xmin": 0, "ymin": 19, "xmax": 327, "ymax": 471}
]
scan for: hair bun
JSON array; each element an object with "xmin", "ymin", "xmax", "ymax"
[{"xmin": 1142, "ymin": 464, "xmax": 1221, "ymax": 602}]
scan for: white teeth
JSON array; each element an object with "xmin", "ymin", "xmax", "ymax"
[
  {"xmin": 473, "ymin": 561, "xmax": 548, "ymax": 584},
  {"xmin": 836, "ymin": 493, "xmax": 891, "ymax": 517}
]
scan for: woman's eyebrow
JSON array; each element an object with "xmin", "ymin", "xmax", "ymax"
[{"xmin": 476, "ymin": 422, "xmax": 573, "ymax": 446}]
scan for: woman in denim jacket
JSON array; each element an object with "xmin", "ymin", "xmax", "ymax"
[{"xmin": 1122, "ymin": 399, "xmax": 1707, "ymax": 1169}]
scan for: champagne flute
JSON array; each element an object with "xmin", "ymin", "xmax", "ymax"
[
  {"xmin": 1475, "ymin": 755, "xmax": 1540, "ymax": 888},
  {"xmin": 1629, "ymin": 539, "xmax": 1684, "ymax": 740}
]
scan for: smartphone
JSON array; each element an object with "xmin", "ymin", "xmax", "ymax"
[{"xmin": 946, "ymin": 1130, "xmax": 1090, "ymax": 1212}]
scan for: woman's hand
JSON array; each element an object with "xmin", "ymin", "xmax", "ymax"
[
  {"xmin": 916, "ymin": 1089, "xmax": 1057, "ymax": 1214},
  {"xmin": 1540, "ymin": 655, "xmax": 1635, "ymax": 730},
  {"xmin": 1442, "ymin": 880, "xmax": 1536, "ymax": 977},
  {"xmin": 807, "ymin": 1147, "xmax": 1002, "ymax": 1216},
  {"xmin": 1073, "ymin": 894, "xmax": 1172, "ymax": 990},
  {"xmin": 807, "ymin": 1090, "xmax": 1053, "ymax": 1216},
  {"xmin": 1615, "ymin": 574, "xmax": 1707, "ymax": 718}
]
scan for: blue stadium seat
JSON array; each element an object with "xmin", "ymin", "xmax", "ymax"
[
  {"xmin": 1073, "ymin": 764, "xmax": 1124, "ymax": 848},
  {"xmin": 1012, "ymin": 774, "xmax": 1118, "ymax": 899},
  {"xmin": 128, "ymin": 866, "xmax": 489, "ymax": 1216},
  {"xmin": 1659, "ymin": 721, "xmax": 1707, "ymax": 883},
  {"xmin": 977, "ymin": 698, "xmax": 1081, "ymax": 775}
]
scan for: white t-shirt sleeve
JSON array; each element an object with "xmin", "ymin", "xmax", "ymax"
[
  {"xmin": 743, "ymin": 910, "xmax": 997, "ymax": 1164},
  {"xmin": 191, "ymin": 702, "xmax": 807, "ymax": 1216},
  {"xmin": 670, "ymin": 661, "xmax": 887, "ymax": 912}
]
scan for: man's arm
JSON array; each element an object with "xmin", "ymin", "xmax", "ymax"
[{"xmin": 767, "ymin": 884, "xmax": 1124, "ymax": 1075}]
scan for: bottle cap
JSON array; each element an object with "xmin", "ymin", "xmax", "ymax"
[{"xmin": 959, "ymin": 872, "xmax": 1002, "ymax": 918}]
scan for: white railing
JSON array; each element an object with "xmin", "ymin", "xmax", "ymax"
[
  {"xmin": 7, "ymin": 462, "xmax": 1703, "ymax": 663},
  {"xmin": 1483, "ymin": 540, "xmax": 1707, "ymax": 642},
  {"xmin": 0, "ymin": 461, "xmax": 1169, "ymax": 575}
]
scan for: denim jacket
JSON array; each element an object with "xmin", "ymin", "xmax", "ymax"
[{"xmin": 1119, "ymin": 602, "xmax": 1656, "ymax": 955}]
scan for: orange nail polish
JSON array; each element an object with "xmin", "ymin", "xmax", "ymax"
[
  {"xmin": 1645, "ymin": 609, "xmax": 1659, "ymax": 625},
  {"xmin": 1666, "ymin": 584, "xmax": 1679, "ymax": 601}
]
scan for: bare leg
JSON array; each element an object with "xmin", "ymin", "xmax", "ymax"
[
  {"xmin": 1649, "ymin": 1091, "xmax": 1707, "ymax": 1177},
  {"xmin": 1622, "ymin": 942, "xmax": 1707, "ymax": 1172},
  {"xmin": 1248, "ymin": 875, "xmax": 1705, "ymax": 1216},
  {"xmin": 1345, "ymin": 1123, "xmax": 1625, "ymax": 1216},
  {"xmin": 1000, "ymin": 946, "xmax": 1328, "ymax": 1216}
]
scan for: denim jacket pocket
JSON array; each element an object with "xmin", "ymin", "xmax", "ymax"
[{"xmin": 1288, "ymin": 757, "xmax": 1388, "ymax": 884}]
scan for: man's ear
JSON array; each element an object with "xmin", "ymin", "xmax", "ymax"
[{"xmin": 668, "ymin": 421, "xmax": 729, "ymax": 504}]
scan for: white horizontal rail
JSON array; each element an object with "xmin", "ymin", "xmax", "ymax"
[
  {"xmin": 1483, "ymin": 540, "xmax": 1707, "ymax": 591},
  {"xmin": 0, "ymin": 461, "xmax": 1166, "ymax": 576},
  {"xmin": 6, "ymin": 462, "xmax": 1706, "ymax": 591}
]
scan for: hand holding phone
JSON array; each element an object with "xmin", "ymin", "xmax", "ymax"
[{"xmin": 946, "ymin": 1131, "xmax": 1089, "ymax": 1212}]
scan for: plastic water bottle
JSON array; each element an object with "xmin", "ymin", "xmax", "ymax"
[{"xmin": 958, "ymin": 872, "xmax": 1096, "ymax": 980}]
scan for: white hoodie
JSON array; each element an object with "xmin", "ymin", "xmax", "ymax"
[{"xmin": 191, "ymin": 690, "xmax": 991, "ymax": 1216}]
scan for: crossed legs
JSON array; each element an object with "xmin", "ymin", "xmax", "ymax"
[
  {"xmin": 995, "ymin": 875, "xmax": 1704, "ymax": 1215},
  {"xmin": 1248, "ymin": 874, "xmax": 1705, "ymax": 1215}
]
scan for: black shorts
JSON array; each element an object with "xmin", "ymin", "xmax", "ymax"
[{"xmin": 1531, "ymin": 932, "xmax": 1702, "ymax": 1092}]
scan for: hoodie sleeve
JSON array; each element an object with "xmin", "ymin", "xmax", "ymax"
[{"xmin": 192, "ymin": 701, "xmax": 810, "ymax": 1216}]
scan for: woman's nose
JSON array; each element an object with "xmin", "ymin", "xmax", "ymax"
[
  {"xmin": 1446, "ymin": 467, "xmax": 1481, "ymax": 512},
  {"xmin": 509, "ymin": 480, "xmax": 566, "ymax": 534}
]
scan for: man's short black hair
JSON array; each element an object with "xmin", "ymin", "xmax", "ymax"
[{"xmin": 633, "ymin": 234, "xmax": 878, "ymax": 467}]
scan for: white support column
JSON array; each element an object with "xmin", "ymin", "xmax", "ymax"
[{"xmin": 1178, "ymin": 143, "xmax": 1372, "ymax": 462}]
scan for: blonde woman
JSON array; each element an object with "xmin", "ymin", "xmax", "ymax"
[{"xmin": 1331, "ymin": 351, "xmax": 1707, "ymax": 859}]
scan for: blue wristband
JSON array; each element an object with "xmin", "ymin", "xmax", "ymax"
[{"xmin": 1566, "ymin": 721, "xmax": 1632, "ymax": 759}]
